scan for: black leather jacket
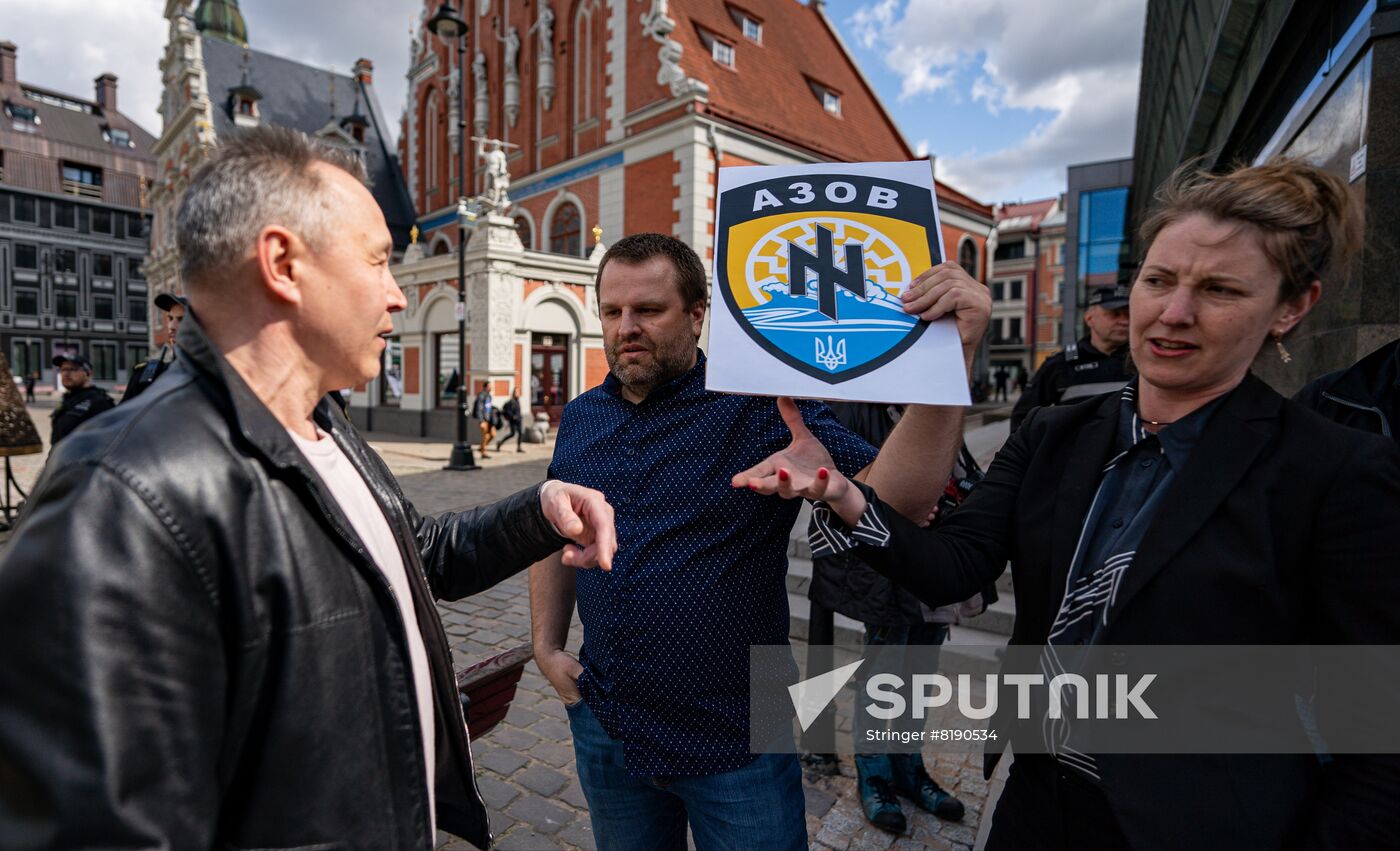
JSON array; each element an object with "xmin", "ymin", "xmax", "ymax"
[{"xmin": 0, "ymin": 314, "xmax": 569, "ymax": 850}]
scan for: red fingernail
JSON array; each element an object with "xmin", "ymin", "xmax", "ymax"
[
  {"xmin": 748, "ymin": 482, "xmax": 759, "ymax": 490},
  {"xmin": 817, "ymin": 468, "xmax": 829, "ymax": 479},
  {"xmin": 778, "ymin": 469, "xmax": 789, "ymax": 482}
]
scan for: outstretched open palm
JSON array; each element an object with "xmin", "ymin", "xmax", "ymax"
[{"xmin": 730, "ymin": 397, "xmax": 853, "ymax": 503}]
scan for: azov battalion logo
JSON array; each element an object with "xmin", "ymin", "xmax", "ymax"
[{"xmin": 716, "ymin": 173, "xmax": 941, "ymax": 383}]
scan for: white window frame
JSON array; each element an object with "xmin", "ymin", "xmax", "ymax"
[
  {"xmin": 742, "ymin": 16, "xmax": 762, "ymax": 42},
  {"xmin": 822, "ymin": 89, "xmax": 841, "ymax": 115},
  {"xmin": 712, "ymin": 38, "xmax": 735, "ymax": 68}
]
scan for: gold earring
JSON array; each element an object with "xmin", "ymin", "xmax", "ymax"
[{"xmin": 1273, "ymin": 332, "xmax": 1292, "ymax": 364}]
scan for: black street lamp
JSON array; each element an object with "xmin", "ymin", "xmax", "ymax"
[{"xmin": 430, "ymin": 1, "xmax": 478, "ymax": 471}]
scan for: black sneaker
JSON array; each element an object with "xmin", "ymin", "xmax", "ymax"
[
  {"xmin": 800, "ymin": 752, "xmax": 840, "ymax": 776},
  {"xmin": 893, "ymin": 761, "xmax": 965, "ymax": 822},
  {"xmin": 858, "ymin": 774, "xmax": 907, "ymax": 835}
]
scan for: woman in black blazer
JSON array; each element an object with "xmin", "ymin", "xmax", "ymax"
[{"xmin": 738, "ymin": 161, "xmax": 1400, "ymax": 850}]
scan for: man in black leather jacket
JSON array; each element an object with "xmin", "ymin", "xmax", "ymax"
[{"xmin": 0, "ymin": 128, "xmax": 615, "ymax": 851}]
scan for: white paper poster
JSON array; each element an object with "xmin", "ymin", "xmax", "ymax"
[{"xmin": 706, "ymin": 161, "xmax": 971, "ymax": 405}]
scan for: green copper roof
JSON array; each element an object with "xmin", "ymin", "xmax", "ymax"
[{"xmin": 195, "ymin": 0, "xmax": 249, "ymax": 47}]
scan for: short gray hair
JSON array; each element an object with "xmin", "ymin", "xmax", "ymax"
[{"xmin": 176, "ymin": 126, "xmax": 369, "ymax": 287}]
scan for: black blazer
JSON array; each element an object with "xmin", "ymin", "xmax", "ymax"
[{"xmin": 856, "ymin": 374, "xmax": 1400, "ymax": 850}]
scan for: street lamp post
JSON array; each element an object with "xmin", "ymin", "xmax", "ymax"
[{"xmin": 430, "ymin": 1, "xmax": 478, "ymax": 471}]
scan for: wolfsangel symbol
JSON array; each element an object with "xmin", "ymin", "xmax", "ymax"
[
  {"xmin": 815, "ymin": 336, "xmax": 847, "ymax": 371},
  {"xmin": 717, "ymin": 172, "xmax": 942, "ymax": 383}
]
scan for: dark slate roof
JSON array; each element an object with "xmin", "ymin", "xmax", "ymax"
[
  {"xmin": 200, "ymin": 35, "xmax": 416, "ymax": 250},
  {"xmin": 4, "ymin": 83, "xmax": 158, "ymax": 160}
]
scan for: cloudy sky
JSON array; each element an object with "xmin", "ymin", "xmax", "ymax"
[{"xmin": 1, "ymin": 0, "xmax": 1146, "ymax": 204}]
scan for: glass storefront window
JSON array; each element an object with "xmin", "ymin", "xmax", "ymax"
[
  {"xmin": 1078, "ymin": 187, "xmax": 1131, "ymax": 288},
  {"xmin": 436, "ymin": 332, "xmax": 460, "ymax": 409},
  {"xmin": 381, "ymin": 338, "xmax": 403, "ymax": 407}
]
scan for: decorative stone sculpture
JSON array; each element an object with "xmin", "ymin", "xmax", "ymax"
[
  {"xmin": 472, "ymin": 50, "xmax": 489, "ymax": 138},
  {"xmin": 531, "ymin": 4, "xmax": 556, "ymax": 111},
  {"xmin": 477, "ymin": 137, "xmax": 511, "ymax": 211},
  {"xmin": 447, "ymin": 64, "xmax": 462, "ymax": 145},
  {"xmin": 497, "ymin": 25, "xmax": 521, "ymax": 127},
  {"xmin": 640, "ymin": 0, "xmax": 708, "ymax": 98}
]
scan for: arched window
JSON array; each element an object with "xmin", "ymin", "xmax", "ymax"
[
  {"xmin": 958, "ymin": 238, "xmax": 979, "ymax": 278},
  {"xmin": 515, "ymin": 215, "xmax": 534, "ymax": 249},
  {"xmin": 432, "ymin": 236, "xmax": 452, "ymax": 256},
  {"xmin": 573, "ymin": 0, "xmax": 599, "ymax": 125},
  {"xmin": 424, "ymin": 89, "xmax": 441, "ymax": 201},
  {"xmin": 549, "ymin": 203, "xmax": 582, "ymax": 256}
]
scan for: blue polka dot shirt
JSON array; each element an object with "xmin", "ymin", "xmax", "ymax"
[{"xmin": 548, "ymin": 350, "xmax": 876, "ymax": 777}]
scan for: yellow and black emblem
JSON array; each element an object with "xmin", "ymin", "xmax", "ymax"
[{"xmin": 716, "ymin": 172, "xmax": 941, "ymax": 383}]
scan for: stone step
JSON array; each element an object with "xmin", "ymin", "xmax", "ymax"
[
  {"xmin": 786, "ymin": 555, "xmax": 812, "ymax": 597},
  {"xmin": 961, "ymin": 593, "xmax": 1016, "ymax": 637},
  {"xmin": 942, "ymin": 625, "xmax": 1009, "ymax": 678},
  {"xmin": 996, "ymin": 570, "xmax": 1015, "ymax": 597}
]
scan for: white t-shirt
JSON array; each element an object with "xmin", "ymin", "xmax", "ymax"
[{"xmin": 288, "ymin": 426, "xmax": 436, "ymax": 835}]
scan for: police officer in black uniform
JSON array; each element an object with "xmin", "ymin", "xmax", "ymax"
[
  {"xmin": 121, "ymin": 293, "xmax": 186, "ymax": 403},
  {"xmin": 1009, "ymin": 285, "xmax": 1131, "ymax": 431},
  {"xmin": 50, "ymin": 355, "xmax": 115, "ymax": 447}
]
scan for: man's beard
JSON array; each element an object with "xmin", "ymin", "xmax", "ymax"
[{"xmin": 606, "ymin": 332, "xmax": 696, "ymax": 396}]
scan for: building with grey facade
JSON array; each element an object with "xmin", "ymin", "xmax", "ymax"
[
  {"xmin": 1061, "ymin": 157, "xmax": 1134, "ymax": 348},
  {"xmin": 0, "ymin": 40, "xmax": 156, "ymax": 392},
  {"xmin": 1131, "ymin": 0, "xmax": 1399, "ymax": 393}
]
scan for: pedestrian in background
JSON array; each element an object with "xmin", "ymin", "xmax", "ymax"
[
  {"xmin": 48, "ymin": 354, "xmax": 114, "ymax": 447},
  {"xmin": 803, "ymin": 400, "xmax": 981, "ymax": 835},
  {"xmin": 1010, "ymin": 285, "xmax": 1131, "ymax": 431},
  {"xmin": 121, "ymin": 293, "xmax": 187, "ymax": 403},
  {"xmin": 496, "ymin": 386, "xmax": 524, "ymax": 452},
  {"xmin": 472, "ymin": 382, "xmax": 498, "ymax": 457},
  {"xmin": 23, "ymin": 370, "xmax": 36, "ymax": 404},
  {"xmin": 744, "ymin": 159, "xmax": 1400, "ymax": 850}
]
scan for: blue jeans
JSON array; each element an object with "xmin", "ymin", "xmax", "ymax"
[{"xmin": 566, "ymin": 699, "xmax": 807, "ymax": 851}]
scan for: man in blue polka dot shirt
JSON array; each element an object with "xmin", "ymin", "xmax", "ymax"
[{"xmin": 531, "ymin": 233, "xmax": 991, "ymax": 850}]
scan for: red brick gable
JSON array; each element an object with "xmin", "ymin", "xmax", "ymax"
[
  {"xmin": 674, "ymin": 0, "xmax": 912, "ymax": 163},
  {"xmin": 997, "ymin": 197, "xmax": 1058, "ymax": 228},
  {"xmin": 936, "ymin": 180, "xmax": 992, "ymax": 218}
]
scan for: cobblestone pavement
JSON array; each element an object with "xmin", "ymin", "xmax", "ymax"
[{"xmin": 4, "ymin": 403, "xmax": 992, "ymax": 850}]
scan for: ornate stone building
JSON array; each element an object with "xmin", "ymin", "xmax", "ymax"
[
  {"xmin": 362, "ymin": 0, "xmax": 994, "ymax": 437},
  {"xmin": 145, "ymin": 0, "xmax": 414, "ymax": 349}
]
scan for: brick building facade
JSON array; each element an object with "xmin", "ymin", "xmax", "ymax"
[
  {"xmin": 362, "ymin": 0, "xmax": 994, "ymax": 437},
  {"xmin": 988, "ymin": 197, "xmax": 1065, "ymax": 374}
]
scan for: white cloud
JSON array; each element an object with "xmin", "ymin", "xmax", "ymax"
[
  {"xmin": 0, "ymin": 0, "xmax": 418, "ymax": 142},
  {"xmin": 847, "ymin": 0, "xmax": 1147, "ymax": 201},
  {"xmin": 942, "ymin": 67, "xmax": 1141, "ymax": 200},
  {"xmin": 1, "ymin": 0, "xmax": 167, "ymax": 134}
]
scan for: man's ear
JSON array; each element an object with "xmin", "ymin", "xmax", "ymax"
[
  {"xmin": 256, "ymin": 225, "xmax": 303, "ymax": 305},
  {"xmin": 689, "ymin": 300, "xmax": 706, "ymax": 337}
]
